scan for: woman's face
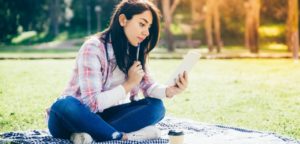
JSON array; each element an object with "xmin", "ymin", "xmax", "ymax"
[{"xmin": 119, "ymin": 10, "xmax": 153, "ymax": 46}]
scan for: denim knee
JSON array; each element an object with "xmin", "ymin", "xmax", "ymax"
[
  {"xmin": 146, "ymin": 97, "xmax": 166, "ymax": 120},
  {"xmin": 51, "ymin": 96, "xmax": 81, "ymax": 116}
]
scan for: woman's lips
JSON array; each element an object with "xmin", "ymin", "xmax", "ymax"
[{"xmin": 137, "ymin": 37, "xmax": 145, "ymax": 42}]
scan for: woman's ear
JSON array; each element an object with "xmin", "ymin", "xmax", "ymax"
[{"xmin": 119, "ymin": 14, "xmax": 127, "ymax": 27}]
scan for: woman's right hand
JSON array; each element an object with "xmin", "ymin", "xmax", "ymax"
[
  {"xmin": 127, "ymin": 61, "xmax": 145, "ymax": 85},
  {"xmin": 122, "ymin": 61, "xmax": 145, "ymax": 93}
]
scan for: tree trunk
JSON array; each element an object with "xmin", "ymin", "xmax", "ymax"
[
  {"xmin": 205, "ymin": 0, "xmax": 222, "ymax": 53},
  {"xmin": 86, "ymin": 0, "xmax": 91, "ymax": 35},
  {"xmin": 253, "ymin": 0, "xmax": 260, "ymax": 53},
  {"xmin": 191, "ymin": 0, "xmax": 198, "ymax": 22},
  {"xmin": 245, "ymin": 1, "xmax": 251, "ymax": 50},
  {"xmin": 287, "ymin": 0, "xmax": 299, "ymax": 60},
  {"xmin": 161, "ymin": 0, "xmax": 180, "ymax": 52},
  {"xmin": 213, "ymin": 0, "xmax": 222, "ymax": 53},
  {"xmin": 205, "ymin": 0, "xmax": 214, "ymax": 52},
  {"xmin": 244, "ymin": 0, "xmax": 260, "ymax": 53},
  {"xmin": 50, "ymin": 0, "xmax": 60, "ymax": 37},
  {"xmin": 191, "ymin": 0, "xmax": 205, "ymax": 23}
]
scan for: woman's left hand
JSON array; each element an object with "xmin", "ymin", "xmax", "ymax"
[{"xmin": 166, "ymin": 71, "xmax": 189, "ymax": 98}]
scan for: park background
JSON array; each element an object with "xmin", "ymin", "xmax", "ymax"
[{"xmin": 0, "ymin": 0, "xmax": 300, "ymax": 141}]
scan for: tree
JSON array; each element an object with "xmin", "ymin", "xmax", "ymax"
[
  {"xmin": 190, "ymin": 0, "xmax": 205, "ymax": 23},
  {"xmin": 0, "ymin": 0, "xmax": 48, "ymax": 43},
  {"xmin": 204, "ymin": 0, "xmax": 222, "ymax": 53},
  {"xmin": 244, "ymin": 0, "xmax": 260, "ymax": 53},
  {"xmin": 161, "ymin": 0, "xmax": 180, "ymax": 52},
  {"xmin": 86, "ymin": 0, "xmax": 92, "ymax": 35},
  {"xmin": 261, "ymin": 0, "xmax": 287, "ymax": 23},
  {"xmin": 286, "ymin": 0, "xmax": 299, "ymax": 59},
  {"xmin": 49, "ymin": 0, "xmax": 61, "ymax": 37}
]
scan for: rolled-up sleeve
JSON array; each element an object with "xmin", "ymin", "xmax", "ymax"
[{"xmin": 140, "ymin": 66, "xmax": 167, "ymax": 99}]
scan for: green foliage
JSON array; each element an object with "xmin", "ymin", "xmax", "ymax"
[
  {"xmin": 259, "ymin": 24, "xmax": 286, "ymax": 46},
  {"xmin": 0, "ymin": 0, "xmax": 49, "ymax": 44},
  {"xmin": 0, "ymin": 0, "xmax": 294, "ymax": 47},
  {"xmin": 70, "ymin": 0, "xmax": 119, "ymax": 32},
  {"xmin": 0, "ymin": 0, "xmax": 118, "ymax": 44},
  {"xmin": 259, "ymin": 25, "xmax": 285, "ymax": 38}
]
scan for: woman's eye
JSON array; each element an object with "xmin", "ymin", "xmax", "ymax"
[{"xmin": 139, "ymin": 23, "xmax": 145, "ymax": 27}]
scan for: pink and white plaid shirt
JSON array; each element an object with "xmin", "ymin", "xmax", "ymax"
[{"xmin": 59, "ymin": 37, "xmax": 166, "ymax": 113}]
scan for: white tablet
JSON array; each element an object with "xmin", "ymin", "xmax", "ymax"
[{"xmin": 165, "ymin": 50, "xmax": 201, "ymax": 86}]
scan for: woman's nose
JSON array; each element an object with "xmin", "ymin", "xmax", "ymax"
[{"xmin": 142, "ymin": 29, "xmax": 149, "ymax": 37}]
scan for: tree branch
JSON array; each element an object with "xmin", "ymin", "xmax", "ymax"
[{"xmin": 170, "ymin": 0, "xmax": 180, "ymax": 15}]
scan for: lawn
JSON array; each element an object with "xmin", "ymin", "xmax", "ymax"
[{"xmin": 0, "ymin": 59, "xmax": 299, "ymax": 140}]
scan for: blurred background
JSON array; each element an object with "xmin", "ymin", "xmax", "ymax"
[
  {"xmin": 1, "ymin": 0, "xmax": 300, "ymax": 141},
  {"xmin": 0, "ymin": 0, "xmax": 299, "ymax": 57}
]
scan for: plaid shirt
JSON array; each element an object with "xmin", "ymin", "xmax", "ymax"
[{"xmin": 59, "ymin": 37, "xmax": 166, "ymax": 113}]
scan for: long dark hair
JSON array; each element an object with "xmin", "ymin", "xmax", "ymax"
[{"xmin": 99, "ymin": 0, "xmax": 161, "ymax": 74}]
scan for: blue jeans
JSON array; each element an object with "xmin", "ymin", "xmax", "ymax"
[{"xmin": 48, "ymin": 96, "xmax": 165, "ymax": 142}]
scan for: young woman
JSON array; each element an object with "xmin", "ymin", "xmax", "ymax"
[{"xmin": 47, "ymin": 0, "xmax": 188, "ymax": 143}]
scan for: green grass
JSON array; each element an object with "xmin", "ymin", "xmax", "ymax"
[{"xmin": 0, "ymin": 59, "xmax": 300, "ymax": 141}]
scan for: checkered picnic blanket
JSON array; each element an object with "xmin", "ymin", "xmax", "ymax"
[{"xmin": 1, "ymin": 117, "xmax": 299, "ymax": 144}]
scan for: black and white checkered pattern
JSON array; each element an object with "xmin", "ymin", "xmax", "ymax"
[{"xmin": 1, "ymin": 117, "xmax": 299, "ymax": 144}]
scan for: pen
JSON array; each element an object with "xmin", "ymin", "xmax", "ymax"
[{"xmin": 136, "ymin": 43, "xmax": 140, "ymax": 61}]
